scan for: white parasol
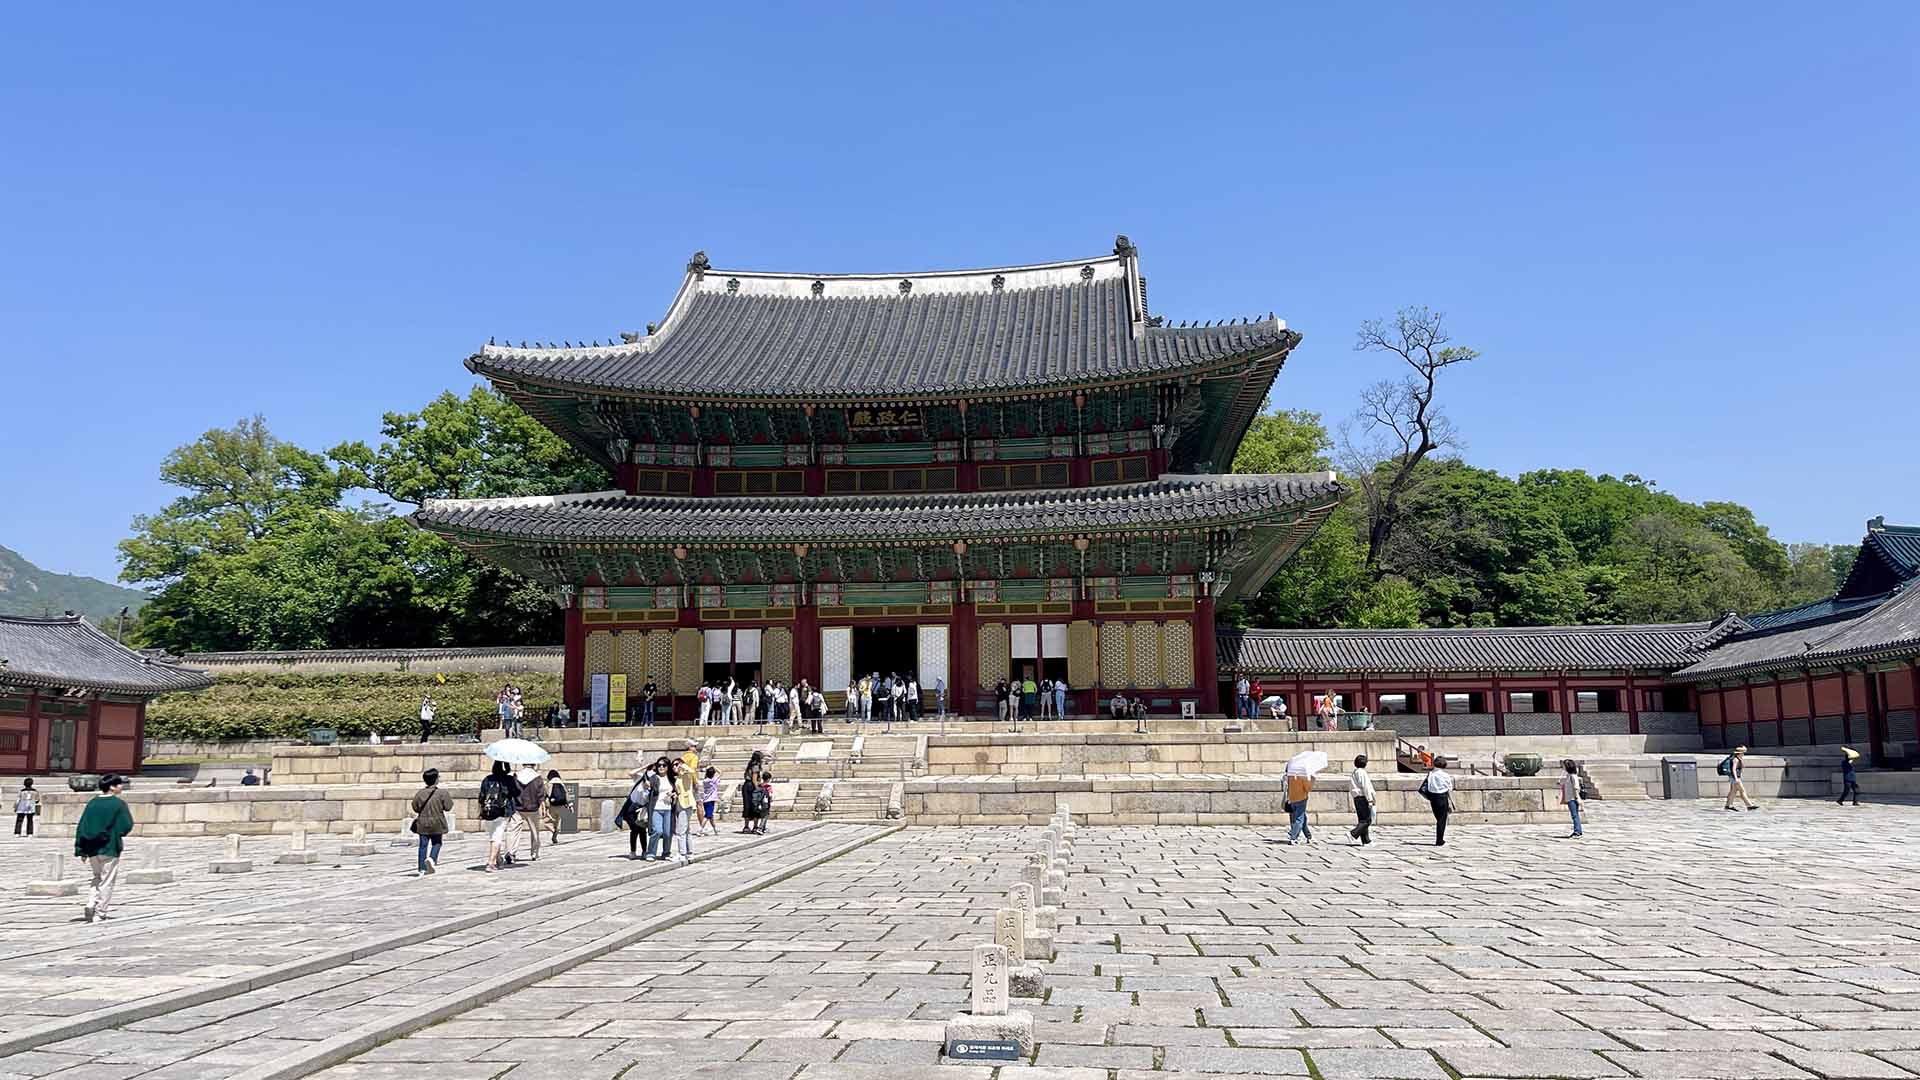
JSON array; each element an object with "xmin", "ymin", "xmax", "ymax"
[
  {"xmin": 1285, "ymin": 750, "xmax": 1329, "ymax": 777},
  {"xmin": 1260, "ymin": 695, "xmax": 1287, "ymax": 708},
  {"xmin": 483, "ymin": 738, "xmax": 551, "ymax": 765}
]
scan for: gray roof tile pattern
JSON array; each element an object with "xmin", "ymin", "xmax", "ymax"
[
  {"xmin": 469, "ymin": 255, "xmax": 1293, "ymax": 398},
  {"xmin": 414, "ymin": 473, "xmax": 1344, "ymax": 546},
  {"xmin": 1672, "ymin": 586, "xmax": 1920, "ymax": 681},
  {"xmin": 0, "ymin": 615, "xmax": 214, "ymax": 696},
  {"xmin": 1218, "ymin": 622, "xmax": 1714, "ymax": 676},
  {"xmin": 1838, "ymin": 521, "xmax": 1920, "ymax": 598}
]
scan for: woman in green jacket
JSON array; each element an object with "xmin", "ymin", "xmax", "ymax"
[
  {"xmin": 410, "ymin": 768, "xmax": 454, "ymax": 876},
  {"xmin": 73, "ymin": 774, "xmax": 134, "ymax": 923}
]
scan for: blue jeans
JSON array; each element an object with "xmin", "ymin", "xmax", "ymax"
[
  {"xmin": 1238, "ymin": 695, "xmax": 1253, "ymax": 719},
  {"xmin": 642, "ymin": 700, "xmax": 655, "ymax": 726},
  {"xmin": 649, "ymin": 808, "xmax": 674, "ymax": 857},
  {"xmin": 417, "ymin": 832, "xmax": 442, "ymax": 872},
  {"xmin": 1287, "ymin": 801, "xmax": 1308, "ymax": 842},
  {"xmin": 1568, "ymin": 800, "xmax": 1583, "ymax": 836}
]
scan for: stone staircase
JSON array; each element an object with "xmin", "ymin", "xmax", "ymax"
[{"xmin": 1577, "ymin": 760, "xmax": 1650, "ymax": 800}]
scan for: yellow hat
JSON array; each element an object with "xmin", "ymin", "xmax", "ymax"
[
  {"xmin": 1733, "ymin": 746, "xmax": 1748, "ymax": 754},
  {"xmin": 1843, "ymin": 747, "xmax": 1860, "ymax": 760}
]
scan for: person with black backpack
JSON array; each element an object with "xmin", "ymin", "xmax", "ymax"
[
  {"xmin": 616, "ymin": 769, "xmax": 649, "ymax": 858},
  {"xmin": 1720, "ymin": 746, "xmax": 1757, "ymax": 811},
  {"xmin": 478, "ymin": 760, "xmax": 521, "ymax": 873},
  {"xmin": 543, "ymin": 769, "xmax": 567, "ymax": 845}
]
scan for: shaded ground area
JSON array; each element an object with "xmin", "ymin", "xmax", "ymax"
[{"xmin": 325, "ymin": 801, "xmax": 1920, "ymax": 1079}]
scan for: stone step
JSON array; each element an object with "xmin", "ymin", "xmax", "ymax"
[{"xmin": 1579, "ymin": 761, "xmax": 1649, "ymax": 800}]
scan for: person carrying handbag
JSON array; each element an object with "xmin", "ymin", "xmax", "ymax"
[
  {"xmin": 1419, "ymin": 761, "xmax": 1454, "ymax": 847},
  {"xmin": 410, "ymin": 768, "xmax": 453, "ymax": 875}
]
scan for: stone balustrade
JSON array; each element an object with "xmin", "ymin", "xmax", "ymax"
[{"xmin": 923, "ymin": 730, "xmax": 1397, "ymax": 777}]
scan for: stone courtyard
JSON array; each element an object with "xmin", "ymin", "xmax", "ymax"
[{"xmin": 7, "ymin": 801, "xmax": 1920, "ymax": 1079}]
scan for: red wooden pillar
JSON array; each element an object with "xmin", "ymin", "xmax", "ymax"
[
  {"xmin": 1774, "ymin": 679, "xmax": 1788, "ymax": 746},
  {"xmin": 1491, "ymin": 673, "xmax": 1505, "ymax": 736},
  {"xmin": 1425, "ymin": 673, "xmax": 1439, "ymax": 738},
  {"xmin": 1557, "ymin": 673, "xmax": 1573, "ymax": 736},
  {"xmin": 1841, "ymin": 673, "xmax": 1854, "ymax": 744},
  {"xmin": 1911, "ymin": 663, "xmax": 1920, "ymax": 746},
  {"xmin": 27, "ymin": 691, "xmax": 46, "ymax": 773},
  {"xmin": 1194, "ymin": 596, "xmax": 1220, "ymax": 715},
  {"xmin": 133, "ymin": 700, "xmax": 148, "ymax": 775},
  {"xmin": 951, "ymin": 600, "xmax": 978, "ymax": 717},
  {"xmin": 1743, "ymin": 682, "xmax": 1758, "ymax": 748},
  {"xmin": 1625, "ymin": 670, "xmax": 1640, "ymax": 735},
  {"xmin": 562, "ymin": 605, "xmax": 586, "ymax": 711},
  {"xmin": 1805, "ymin": 672, "xmax": 1819, "ymax": 744},
  {"xmin": 794, "ymin": 604, "xmax": 819, "ymax": 691}
]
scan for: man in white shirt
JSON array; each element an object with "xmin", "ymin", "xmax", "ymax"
[
  {"xmin": 1560, "ymin": 760, "xmax": 1584, "ymax": 838},
  {"xmin": 1348, "ymin": 754, "xmax": 1377, "ymax": 845}
]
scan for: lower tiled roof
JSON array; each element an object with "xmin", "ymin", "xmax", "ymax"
[
  {"xmin": 414, "ymin": 473, "xmax": 1344, "ymax": 545},
  {"xmin": 1218, "ymin": 622, "xmax": 1713, "ymax": 676},
  {"xmin": 0, "ymin": 615, "xmax": 213, "ymax": 696},
  {"xmin": 1671, "ymin": 586, "xmax": 1920, "ymax": 681}
]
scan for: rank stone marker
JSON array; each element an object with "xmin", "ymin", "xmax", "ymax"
[
  {"xmin": 210, "ymin": 833, "xmax": 252, "ymax": 874},
  {"xmin": 944, "ymin": 942, "xmax": 1033, "ymax": 1060},
  {"xmin": 125, "ymin": 845, "xmax": 174, "ymax": 884},
  {"xmin": 994, "ymin": 905, "xmax": 1028, "ymax": 958},
  {"xmin": 26, "ymin": 853, "xmax": 79, "ymax": 897},
  {"xmin": 277, "ymin": 826, "xmax": 320, "ymax": 864},
  {"xmin": 340, "ymin": 824, "xmax": 375, "ymax": 856}
]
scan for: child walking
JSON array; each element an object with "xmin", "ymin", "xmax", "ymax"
[{"xmin": 699, "ymin": 767, "xmax": 720, "ymax": 835}]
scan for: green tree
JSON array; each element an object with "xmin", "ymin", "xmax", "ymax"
[
  {"xmin": 119, "ymin": 417, "xmax": 350, "ymax": 585},
  {"xmin": 330, "ymin": 386, "xmax": 607, "ymax": 505},
  {"xmin": 1231, "ymin": 408, "xmax": 1332, "ymax": 473},
  {"xmin": 1605, "ymin": 514, "xmax": 1774, "ymax": 622}
]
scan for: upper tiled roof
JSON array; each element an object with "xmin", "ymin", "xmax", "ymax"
[
  {"xmin": 0, "ymin": 615, "xmax": 213, "ymax": 696},
  {"xmin": 1838, "ymin": 519, "xmax": 1920, "ymax": 598},
  {"xmin": 415, "ymin": 473, "xmax": 1345, "ymax": 547},
  {"xmin": 1218, "ymin": 622, "xmax": 1713, "ymax": 676},
  {"xmin": 468, "ymin": 243, "xmax": 1296, "ymax": 400}
]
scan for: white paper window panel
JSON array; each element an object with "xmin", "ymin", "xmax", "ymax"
[
  {"xmin": 703, "ymin": 629, "xmax": 732, "ymax": 663},
  {"xmin": 918, "ymin": 625, "xmax": 949, "ymax": 687},
  {"xmin": 1010, "ymin": 623, "xmax": 1038, "ymax": 659},
  {"xmin": 734, "ymin": 628, "xmax": 762, "ymax": 663},
  {"xmin": 1041, "ymin": 624, "xmax": 1068, "ymax": 658},
  {"xmin": 820, "ymin": 627, "xmax": 851, "ymax": 692}
]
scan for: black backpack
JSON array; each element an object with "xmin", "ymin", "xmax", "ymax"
[
  {"xmin": 479, "ymin": 777, "xmax": 513, "ymax": 820},
  {"xmin": 548, "ymin": 782, "xmax": 568, "ymax": 807}
]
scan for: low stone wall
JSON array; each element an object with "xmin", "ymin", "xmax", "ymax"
[
  {"xmin": 903, "ymin": 773, "xmax": 1560, "ymax": 827},
  {"xmin": 30, "ymin": 779, "xmax": 653, "ymax": 838},
  {"xmin": 144, "ymin": 738, "xmax": 301, "ymax": 760},
  {"xmin": 270, "ymin": 737, "xmax": 705, "ymax": 786},
  {"xmin": 184, "ymin": 646, "xmax": 563, "ymax": 674},
  {"xmin": 924, "ymin": 730, "xmax": 1398, "ymax": 777}
]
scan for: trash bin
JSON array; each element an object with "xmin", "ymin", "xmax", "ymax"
[
  {"xmin": 1661, "ymin": 757, "xmax": 1699, "ymax": 800},
  {"xmin": 556, "ymin": 804, "xmax": 580, "ymax": 834}
]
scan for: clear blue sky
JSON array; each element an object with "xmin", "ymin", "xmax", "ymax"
[{"xmin": 4, "ymin": 4, "xmax": 1915, "ymax": 583}]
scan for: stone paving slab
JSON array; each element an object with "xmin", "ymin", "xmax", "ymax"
[{"xmin": 329, "ymin": 800, "xmax": 1920, "ymax": 1079}]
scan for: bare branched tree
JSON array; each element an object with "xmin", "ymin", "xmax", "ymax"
[{"xmin": 1337, "ymin": 307, "xmax": 1478, "ymax": 570}]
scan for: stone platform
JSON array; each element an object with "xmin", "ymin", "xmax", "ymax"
[
  {"xmin": 904, "ymin": 771, "xmax": 1560, "ymax": 826},
  {"xmin": 923, "ymin": 728, "xmax": 1397, "ymax": 776}
]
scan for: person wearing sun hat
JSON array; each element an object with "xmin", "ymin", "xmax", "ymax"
[
  {"xmin": 1720, "ymin": 745, "xmax": 1757, "ymax": 811},
  {"xmin": 1839, "ymin": 747, "xmax": 1861, "ymax": 806}
]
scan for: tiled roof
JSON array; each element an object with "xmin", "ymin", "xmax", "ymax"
[
  {"xmin": 1672, "ymin": 586, "xmax": 1920, "ymax": 681},
  {"xmin": 1218, "ymin": 622, "xmax": 1713, "ymax": 676},
  {"xmin": 468, "ymin": 247, "xmax": 1296, "ymax": 400},
  {"xmin": 1738, "ymin": 592, "xmax": 1885, "ymax": 633},
  {"xmin": 1838, "ymin": 520, "xmax": 1920, "ymax": 598},
  {"xmin": 415, "ymin": 473, "xmax": 1345, "ymax": 546},
  {"xmin": 0, "ymin": 615, "xmax": 214, "ymax": 696}
]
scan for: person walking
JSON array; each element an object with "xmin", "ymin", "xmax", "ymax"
[
  {"xmin": 756, "ymin": 769, "xmax": 775, "ymax": 834},
  {"xmin": 1235, "ymin": 675, "xmax": 1251, "ymax": 720},
  {"xmin": 478, "ymin": 760, "xmax": 520, "ymax": 873},
  {"xmin": 1316, "ymin": 692, "xmax": 1342, "ymax": 731},
  {"xmin": 73, "ymin": 774, "xmax": 134, "ymax": 923},
  {"xmin": 1560, "ymin": 759, "xmax": 1584, "ymax": 838},
  {"xmin": 673, "ymin": 755, "xmax": 697, "ymax": 864},
  {"xmin": 1284, "ymin": 770, "xmax": 1313, "ymax": 845},
  {"xmin": 1420, "ymin": 760, "xmax": 1454, "ymax": 846},
  {"xmin": 1720, "ymin": 746, "xmax": 1757, "ymax": 811},
  {"xmin": 1348, "ymin": 754, "xmax": 1375, "ymax": 845},
  {"xmin": 647, "ymin": 759, "xmax": 677, "ymax": 860},
  {"xmin": 514, "ymin": 765, "xmax": 547, "ymax": 862},
  {"xmin": 617, "ymin": 769, "xmax": 649, "ymax": 858},
  {"xmin": 410, "ymin": 768, "xmax": 453, "ymax": 875},
  {"xmin": 699, "ymin": 766, "xmax": 720, "ymax": 835},
  {"xmin": 739, "ymin": 753, "xmax": 765, "ymax": 834},
  {"xmin": 1839, "ymin": 747, "xmax": 1861, "ymax": 806},
  {"xmin": 543, "ymin": 770, "xmax": 566, "ymax": 845},
  {"xmin": 15, "ymin": 777, "xmax": 40, "ymax": 836},
  {"xmin": 418, "ymin": 694, "xmax": 435, "ymax": 743}
]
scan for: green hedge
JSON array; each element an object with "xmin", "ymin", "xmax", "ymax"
[{"xmin": 146, "ymin": 671, "xmax": 565, "ymax": 742}]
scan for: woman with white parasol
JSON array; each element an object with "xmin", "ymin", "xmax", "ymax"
[
  {"xmin": 1284, "ymin": 750, "xmax": 1327, "ymax": 845},
  {"xmin": 481, "ymin": 739, "xmax": 549, "ymax": 870}
]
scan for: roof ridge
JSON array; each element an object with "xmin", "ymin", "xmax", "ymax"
[{"xmin": 1232, "ymin": 622, "xmax": 1710, "ymax": 637}]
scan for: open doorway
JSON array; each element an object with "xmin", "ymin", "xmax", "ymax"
[{"xmin": 853, "ymin": 625, "xmax": 918, "ymax": 681}]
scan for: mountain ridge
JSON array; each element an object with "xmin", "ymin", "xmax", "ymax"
[{"xmin": 0, "ymin": 544, "xmax": 150, "ymax": 623}]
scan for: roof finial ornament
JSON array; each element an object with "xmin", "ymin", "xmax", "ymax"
[
  {"xmin": 1113, "ymin": 234, "xmax": 1137, "ymax": 258},
  {"xmin": 726, "ymin": 277, "xmax": 740, "ymax": 294},
  {"xmin": 1079, "ymin": 264, "xmax": 1095, "ymax": 281},
  {"xmin": 620, "ymin": 331, "xmax": 641, "ymax": 344},
  {"xmin": 898, "ymin": 279, "xmax": 913, "ymax": 295},
  {"xmin": 687, "ymin": 251, "xmax": 710, "ymax": 275},
  {"xmin": 488, "ymin": 336, "xmax": 495, "ymax": 345},
  {"xmin": 810, "ymin": 279, "xmax": 825, "ymax": 297},
  {"xmin": 991, "ymin": 274, "xmax": 1006, "ymax": 293},
  {"xmin": 520, "ymin": 340, "xmax": 527, "ymax": 348},
  {"xmin": 1870, "ymin": 515, "xmax": 1886, "ymax": 531}
]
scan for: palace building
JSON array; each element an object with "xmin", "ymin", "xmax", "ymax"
[
  {"xmin": 417, "ymin": 238, "xmax": 1345, "ymax": 720},
  {"xmin": 416, "ymin": 237, "xmax": 1919, "ymax": 761}
]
